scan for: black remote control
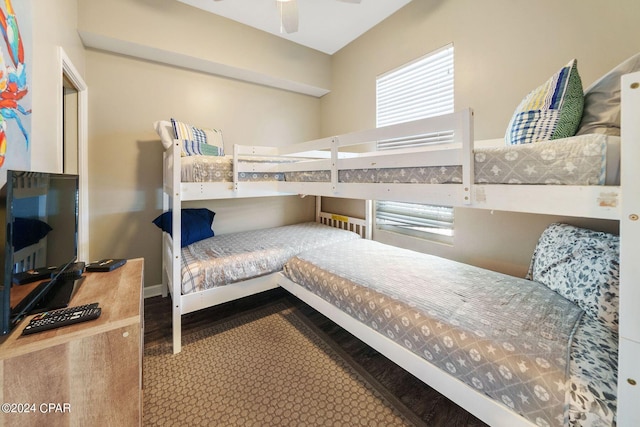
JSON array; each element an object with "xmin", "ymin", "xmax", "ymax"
[{"xmin": 21, "ymin": 303, "xmax": 101, "ymax": 335}]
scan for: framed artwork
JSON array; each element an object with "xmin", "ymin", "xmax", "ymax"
[{"xmin": 0, "ymin": 0, "xmax": 31, "ymax": 181}]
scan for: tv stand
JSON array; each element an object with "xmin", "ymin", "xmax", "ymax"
[{"xmin": 0, "ymin": 258, "xmax": 143, "ymax": 426}]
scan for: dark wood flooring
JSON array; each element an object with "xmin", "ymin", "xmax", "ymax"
[{"xmin": 144, "ymin": 289, "xmax": 488, "ymax": 427}]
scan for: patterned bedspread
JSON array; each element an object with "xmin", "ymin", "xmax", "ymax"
[
  {"xmin": 179, "ymin": 134, "xmax": 618, "ymax": 185},
  {"xmin": 181, "ymin": 155, "xmax": 295, "ymax": 182},
  {"xmin": 284, "ymin": 134, "xmax": 618, "ymax": 185},
  {"xmin": 180, "ymin": 222, "xmax": 361, "ymax": 295},
  {"xmin": 282, "ymin": 239, "xmax": 616, "ymax": 426},
  {"xmin": 474, "ymin": 134, "xmax": 617, "ymax": 185}
]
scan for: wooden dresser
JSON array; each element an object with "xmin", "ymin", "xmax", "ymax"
[{"xmin": 0, "ymin": 258, "xmax": 144, "ymax": 427}]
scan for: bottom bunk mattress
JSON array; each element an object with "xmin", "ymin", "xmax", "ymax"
[
  {"xmin": 282, "ymin": 239, "xmax": 617, "ymax": 427},
  {"xmin": 180, "ymin": 222, "xmax": 361, "ymax": 295}
]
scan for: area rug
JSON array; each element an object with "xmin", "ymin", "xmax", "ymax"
[{"xmin": 143, "ymin": 301, "xmax": 426, "ymax": 426}]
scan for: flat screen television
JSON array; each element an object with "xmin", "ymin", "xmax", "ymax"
[{"xmin": 0, "ymin": 170, "xmax": 80, "ymax": 335}]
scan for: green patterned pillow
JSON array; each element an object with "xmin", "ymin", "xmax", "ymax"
[
  {"xmin": 505, "ymin": 59, "xmax": 584, "ymax": 145},
  {"xmin": 181, "ymin": 140, "xmax": 223, "ymax": 157}
]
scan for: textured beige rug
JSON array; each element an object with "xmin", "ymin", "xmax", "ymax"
[{"xmin": 143, "ymin": 302, "xmax": 425, "ymax": 426}]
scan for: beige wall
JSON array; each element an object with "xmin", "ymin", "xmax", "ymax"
[
  {"xmin": 31, "ymin": 0, "xmax": 85, "ymax": 173},
  {"xmin": 77, "ymin": 0, "xmax": 331, "ymax": 93},
  {"xmin": 322, "ymin": 0, "xmax": 640, "ymax": 138},
  {"xmin": 321, "ymin": 0, "xmax": 637, "ymax": 276},
  {"xmin": 84, "ymin": 38, "xmax": 322, "ymax": 287}
]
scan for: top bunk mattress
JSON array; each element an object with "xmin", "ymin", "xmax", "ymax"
[
  {"xmin": 282, "ymin": 239, "xmax": 618, "ymax": 427},
  {"xmin": 179, "ymin": 133, "xmax": 620, "ymax": 186},
  {"xmin": 286, "ymin": 133, "xmax": 620, "ymax": 186},
  {"xmin": 473, "ymin": 133, "xmax": 619, "ymax": 185},
  {"xmin": 180, "ymin": 155, "xmax": 287, "ymax": 183},
  {"xmin": 179, "ymin": 221, "xmax": 361, "ymax": 295}
]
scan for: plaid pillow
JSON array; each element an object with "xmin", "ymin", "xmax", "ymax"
[
  {"xmin": 171, "ymin": 118, "xmax": 224, "ymax": 155},
  {"xmin": 505, "ymin": 59, "xmax": 584, "ymax": 145}
]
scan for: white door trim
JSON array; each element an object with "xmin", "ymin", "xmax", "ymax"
[{"xmin": 58, "ymin": 47, "xmax": 89, "ymax": 262}]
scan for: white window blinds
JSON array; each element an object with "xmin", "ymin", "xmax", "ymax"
[
  {"xmin": 376, "ymin": 45, "xmax": 454, "ymax": 128},
  {"xmin": 376, "ymin": 201, "xmax": 454, "ymax": 237},
  {"xmin": 375, "ymin": 45, "xmax": 455, "ymax": 239}
]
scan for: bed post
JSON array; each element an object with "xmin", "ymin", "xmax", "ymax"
[
  {"xmin": 233, "ymin": 144, "xmax": 239, "ymax": 192},
  {"xmin": 460, "ymin": 108, "xmax": 474, "ymax": 205},
  {"xmin": 365, "ymin": 200, "xmax": 373, "ymax": 239},
  {"xmin": 171, "ymin": 139, "xmax": 183, "ymax": 354},
  {"xmin": 315, "ymin": 195, "xmax": 321, "ymax": 222},
  {"xmin": 617, "ymin": 71, "xmax": 640, "ymax": 426},
  {"xmin": 330, "ymin": 137, "xmax": 338, "ymax": 194}
]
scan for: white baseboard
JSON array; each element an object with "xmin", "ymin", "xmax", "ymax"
[{"xmin": 144, "ymin": 284, "xmax": 165, "ymax": 299}]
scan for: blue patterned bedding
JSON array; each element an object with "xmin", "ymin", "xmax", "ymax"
[{"xmin": 283, "ymin": 239, "xmax": 617, "ymax": 426}]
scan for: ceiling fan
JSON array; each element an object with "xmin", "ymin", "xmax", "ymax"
[{"xmin": 213, "ymin": 0, "xmax": 362, "ymax": 34}]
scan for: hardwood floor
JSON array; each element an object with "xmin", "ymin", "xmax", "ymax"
[{"xmin": 144, "ymin": 289, "xmax": 488, "ymax": 426}]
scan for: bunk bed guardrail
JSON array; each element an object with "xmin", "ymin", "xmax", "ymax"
[{"xmin": 268, "ymin": 108, "xmax": 474, "ymax": 205}]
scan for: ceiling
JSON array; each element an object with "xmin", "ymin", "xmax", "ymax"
[{"xmin": 177, "ymin": 0, "xmax": 412, "ymax": 55}]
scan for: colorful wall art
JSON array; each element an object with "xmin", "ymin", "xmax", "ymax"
[{"xmin": 0, "ymin": 0, "xmax": 31, "ymax": 179}]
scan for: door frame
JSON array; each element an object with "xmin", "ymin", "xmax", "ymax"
[{"xmin": 58, "ymin": 47, "xmax": 89, "ymax": 262}]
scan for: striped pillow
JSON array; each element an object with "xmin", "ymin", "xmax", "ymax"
[
  {"xmin": 171, "ymin": 119, "xmax": 224, "ymax": 155},
  {"xmin": 505, "ymin": 59, "xmax": 584, "ymax": 145}
]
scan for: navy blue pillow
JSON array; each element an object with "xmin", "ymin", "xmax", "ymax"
[
  {"xmin": 12, "ymin": 217, "xmax": 53, "ymax": 251},
  {"xmin": 152, "ymin": 208, "xmax": 215, "ymax": 247}
]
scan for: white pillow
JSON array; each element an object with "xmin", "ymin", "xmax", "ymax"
[
  {"xmin": 576, "ymin": 52, "xmax": 640, "ymax": 136},
  {"xmin": 153, "ymin": 120, "xmax": 174, "ymax": 150}
]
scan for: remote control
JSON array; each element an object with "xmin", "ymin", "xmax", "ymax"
[{"xmin": 21, "ymin": 303, "xmax": 101, "ymax": 335}]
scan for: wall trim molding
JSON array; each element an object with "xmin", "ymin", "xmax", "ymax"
[
  {"xmin": 144, "ymin": 284, "xmax": 164, "ymax": 299},
  {"xmin": 78, "ymin": 31, "xmax": 330, "ymax": 98}
]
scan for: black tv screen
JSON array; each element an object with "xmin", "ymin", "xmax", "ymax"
[{"xmin": 0, "ymin": 170, "xmax": 79, "ymax": 335}]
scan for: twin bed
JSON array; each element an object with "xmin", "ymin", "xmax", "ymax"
[
  {"xmin": 281, "ymin": 228, "xmax": 618, "ymax": 427},
  {"xmin": 154, "ymin": 67, "xmax": 640, "ymax": 426}
]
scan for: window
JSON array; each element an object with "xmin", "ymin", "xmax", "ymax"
[
  {"xmin": 376, "ymin": 201, "xmax": 454, "ymax": 238},
  {"xmin": 375, "ymin": 45, "xmax": 455, "ymax": 240}
]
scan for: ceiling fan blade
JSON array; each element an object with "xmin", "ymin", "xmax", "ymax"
[{"xmin": 277, "ymin": 0, "xmax": 298, "ymax": 34}]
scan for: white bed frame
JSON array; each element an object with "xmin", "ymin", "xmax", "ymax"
[{"xmin": 160, "ymin": 71, "xmax": 639, "ymax": 426}]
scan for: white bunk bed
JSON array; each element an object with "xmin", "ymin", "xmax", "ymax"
[
  {"xmin": 159, "ymin": 183, "xmax": 371, "ymax": 353},
  {"xmin": 158, "ymin": 71, "xmax": 638, "ymax": 426}
]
